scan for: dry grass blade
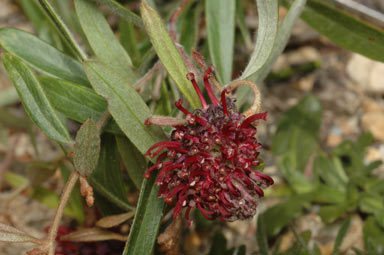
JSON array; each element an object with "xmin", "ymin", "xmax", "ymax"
[
  {"xmin": 96, "ymin": 211, "xmax": 136, "ymax": 228},
  {"xmin": 60, "ymin": 228, "xmax": 127, "ymax": 242}
]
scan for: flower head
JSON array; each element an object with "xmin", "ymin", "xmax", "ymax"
[{"xmin": 144, "ymin": 66, "xmax": 273, "ymax": 224}]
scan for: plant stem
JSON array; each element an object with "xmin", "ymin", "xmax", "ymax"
[
  {"xmin": 38, "ymin": 0, "xmax": 87, "ymax": 61},
  {"xmin": 47, "ymin": 171, "xmax": 79, "ymax": 255}
]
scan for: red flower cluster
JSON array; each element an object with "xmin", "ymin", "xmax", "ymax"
[{"xmin": 144, "ymin": 67, "xmax": 273, "ymax": 223}]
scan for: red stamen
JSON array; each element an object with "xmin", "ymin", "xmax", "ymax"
[
  {"xmin": 187, "ymin": 72, "xmax": 207, "ymax": 108},
  {"xmin": 221, "ymin": 89, "xmax": 230, "ymax": 116},
  {"xmin": 240, "ymin": 112, "xmax": 268, "ymax": 129},
  {"xmin": 204, "ymin": 66, "xmax": 220, "ymax": 105},
  {"xmin": 175, "ymin": 99, "xmax": 191, "ymax": 115},
  {"xmin": 143, "ymin": 164, "xmax": 160, "ymax": 178},
  {"xmin": 197, "ymin": 203, "xmax": 214, "ymax": 215}
]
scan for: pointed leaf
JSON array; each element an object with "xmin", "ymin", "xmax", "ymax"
[
  {"xmin": 237, "ymin": 0, "xmax": 306, "ymax": 104},
  {"xmin": 209, "ymin": 232, "xmax": 228, "ymax": 255},
  {"xmin": 74, "ymin": 118, "xmax": 101, "ymax": 177},
  {"xmin": 75, "ymin": 0, "xmax": 136, "ymax": 83},
  {"xmin": 206, "ymin": 0, "xmax": 235, "ymax": 84},
  {"xmin": 39, "ymin": 76, "xmax": 121, "ymax": 134},
  {"xmin": 0, "ymin": 223, "xmax": 38, "ymax": 243},
  {"xmin": 90, "ymin": 134, "xmax": 134, "ymax": 212},
  {"xmin": 96, "ymin": 211, "xmax": 135, "ymax": 228},
  {"xmin": 140, "ymin": 2, "xmax": 200, "ymax": 108},
  {"xmin": 241, "ymin": 0, "xmax": 279, "ymax": 79},
  {"xmin": 84, "ymin": 60, "xmax": 166, "ymax": 155},
  {"xmin": 122, "ymin": 171, "xmax": 165, "ymax": 255},
  {"xmin": 90, "ymin": 0, "xmax": 143, "ymax": 28},
  {"xmin": 116, "ymin": 136, "xmax": 146, "ymax": 189},
  {"xmin": 0, "ymin": 28, "xmax": 89, "ymax": 86},
  {"xmin": 60, "ymin": 228, "xmax": 127, "ymax": 242},
  {"xmin": 333, "ymin": 218, "xmax": 351, "ymax": 254},
  {"xmin": 2, "ymin": 54, "xmax": 72, "ymax": 144},
  {"xmin": 257, "ymin": 214, "xmax": 270, "ymax": 255},
  {"xmin": 300, "ymin": 0, "xmax": 384, "ymax": 62}
]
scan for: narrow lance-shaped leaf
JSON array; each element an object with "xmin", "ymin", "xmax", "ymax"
[
  {"xmin": 0, "ymin": 223, "xmax": 39, "ymax": 243},
  {"xmin": 39, "ymin": 76, "xmax": 121, "ymax": 134},
  {"xmin": 90, "ymin": 134, "xmax": 134, "ymax": 212},
  {"xmin": 84, "ymin": 60, "xmax": 167, "ymax": 155},
  {"xmin": 116, "ymin": 136, "xmax": 146, "ymax": 189},
  {"xmin": 140, "ymin": 2, "xmax": 200, "ymax": 109},
  {"xmin": 299, "ymin": 0, "xmax": 384, "ymax": 62},
  {"xmin": 123, "ymin": 173, "xmax": 164, "ymax": 255},
  {"xmin": 0, "ymin": 28, "xmax": 89, "ymax": 86},
  {"xmin": 2, "ymin": 54, "xmax": 72, "ymax": 144},
  {"xmin": 237, "ymin": 0, "xmax": 306, "ymax": 106},
  {"xmin": 241, "ymin": 0, "xmax": 279, "ymax": 79},
  {"xmin": 205, "ymin": 0, "xmax": 236, "ymax": 84},
  {"xmin": 90, "ymin": 0, "xmax": 143, "ymax": 28},
  {"xmin": 60, "ymin": 228, "xmax": 127, "ymax": 242},
  {"xmin": 75, "ymin": 0, "xmax": 136, "ymax": 83},
  {"xmin": 257, "ymin": 214, "xmax": 270, "ymax": 255},
  {"xmin": 74, "ymin": 118, "xmax": 101, "ymax": 177},
  {"xmin": 333, "ymin": 218, "xmax": 351, "ymax": 254}
]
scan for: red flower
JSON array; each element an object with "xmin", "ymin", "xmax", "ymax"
[{"xmin": 144, "ymin": 66, "xmax": 273, "ymax": 224}]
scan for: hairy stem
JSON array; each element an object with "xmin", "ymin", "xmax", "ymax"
[
  {"xmin": 38, "ymin": 0, "xmax": 87, "ymax": 61},
  {"xmin": 47, "ymin": 171, "xmax": 79, "ymax": 255}
]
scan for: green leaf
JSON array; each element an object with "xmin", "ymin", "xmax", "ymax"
[
  {"xmin": 20, "ymin": 0, "xmax": 47, "ymax": 31},
  {"xmin": 300, "ymin": 0, "xmax": 384, "ymax": 62},
  {"xmin": 90, "ymin": 134, "xmax": 134, "ymax": 212},
  {"xmin": 363, "ymin": 216, "xmax": 384, "ymax": 254},
  {"xmin": 314, "ymin": 155, "xmax": 347, "ymax": 190},
  {"xmin": 333, "ymin": 218, "xmax": 351, "ymax": 254},
  {"xmin": 272, "ymin": 95, "xmax": 321, "ymax": 170},
  {"xmin": 359, "ymin": 193, "xmax": 384, "ymax": 214},
  {"xmin": 231, "ymin": 246, "xmax": 246, "ymax": 255},
  {"xmin": 0, "ymin": 28, "xmax": 89, "ymax": 86},
  {"xmin": 263, "ymin": 197, "xmax": 304, "ymax": 236},
  {"xmin": 278, "ymin": 157, "xmax": 314, "ymax": 194},
  {"xmin": 122, "ymin": 169, "xmax": 165, "ymax": 255},
  {"xmin": 38, "ymin": 76, "xmax": 121, "ymax": 134},
  {"xmin": 179, "ymin": 2, "xmax": 200, "ymax": 55},
  {"xmin": 209, "ymin": 232, "xmax": 228, "ymax": 255},
  {"xmin": 205, "ymin": 0, "xmax": 235, "ymax": 84},
  {"xmin": 116, "ymin": 136, "xmax": 146, "ymax": 189},
  {"xmin": 74, "ymin": 118, "xmax": 101, "ymax": 177},
  {"xmin": 2, "ymin": 54, "xmax": 72, "ymax": 144},
  {"xmin": 314, "ymin": 184, "xmax": 346, "ymax": 204},
  {"xmin": 257, "ymin": 214, "xmax": 270, "ymax": 255},
  {"xmin": 236, "ymin": 0, "xmax": 252, "ymax": 50},
  {"xmin": 75, "ymin": 0, "xmax": 136, "ymax": 83},
  {"xmin": 90, "ymin": 0, "xmax": 143, "ymax": 28},
  {"xmin": 84, "ymin": 60, "xmax": 166, "ymax": 155},
  {"xmin": 140, "ymin": 2, "xmax": 200, "ymax": 109},
  {"xmin": 318, "ymin": 204, "xmax": 348, "ymax": 223},
  {"xmin": 241, "ymin": 0, "xmax": 279, "ymax": 79},
  {"xmin": 119, "ymin": 19, "xmax": 140, "ymax": 66}
]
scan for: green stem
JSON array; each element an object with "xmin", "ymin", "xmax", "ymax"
[{"xmin": 38, "ymin": 0, "xmax": 87, "ymax": 61}]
